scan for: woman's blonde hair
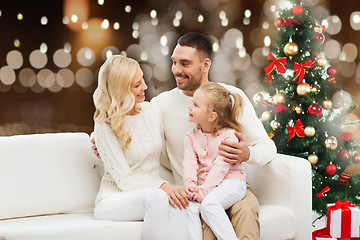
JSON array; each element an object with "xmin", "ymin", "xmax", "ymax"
[
  {"xmin": 198, "ymin": 82, "xmax": 244, "ymax": 135},
  {"xmin": 93, "ymin": 55, "xmax": 139, "ymax": 148}
]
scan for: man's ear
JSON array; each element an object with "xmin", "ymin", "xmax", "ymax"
[
  {"xmin": 202, "ymin": 58, "xmax": 211, "ymax": 73},
  {"xmin": 208, "ymin": 111, "xmax": 217, "ymax": 123}
]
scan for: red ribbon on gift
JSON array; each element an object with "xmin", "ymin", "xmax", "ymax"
[
  {"xmin": 287, "ymin": 119, "xmax": 305, "ymax": 142},
  {"xmin": 293, "ymin": 60, "xmax": 313, "ymax": 83},
  {"xmin": 281, "ymin": 18, "xmax": 301, "ymax": 27},
  {"xmin": 314, "ymin": 186, "xmax": 330, "ymax": 198},
  {"xmin": 264, "ymin": 53, "xmax": 287, "ymax": 75},
  {"xmin": 327, "ymin": 199, "xmax": 356, "ymax": 238}
]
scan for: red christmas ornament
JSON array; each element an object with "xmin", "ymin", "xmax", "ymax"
[
  {"xmin": 342, "ymin": 151, "xmax": 350, "ymax": 158},
  {"xmin": 292, "ymin": 5, "xmax": 303, "ymax": 16},
  {"xmin": 315, "ymin": 33, "xmax": 325, "ymax": 43},
  {"xmin": 325, "ymin": 164, "xmax": 337, "ymax": 175},
  {"xmin": 327, "ymin": 67, "xmax": 336, "ymax": 76},
  {"xmin": 354, "ymin": 155, "xmax": 360, "ymax": 163},
  {"xmin": 308, "ymin": 103, "xmax": 323, "ymax": 116}
]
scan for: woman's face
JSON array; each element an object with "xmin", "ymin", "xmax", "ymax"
[{"xmin": 130, "ymin": 66, "xmax": 147, "ymax": 104}]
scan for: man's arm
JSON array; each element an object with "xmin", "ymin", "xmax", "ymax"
[{"xmin": 218, "ymin": 83, "xmax": 277, "ymax": 165}]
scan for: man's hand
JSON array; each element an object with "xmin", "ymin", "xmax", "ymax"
[
  {"xmin": 90, "ymin": 137, "xmax": 101, "ymax": 160},
  {"xmin": 160, "ymin": 182, "xmax": 189, "ymax": 209},
  {"xmin": 219, "ymin": 131, "xmax": 250, "ymax": 164}
]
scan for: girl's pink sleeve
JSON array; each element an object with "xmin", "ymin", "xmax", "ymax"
[{"xmin": 182, "ymin": 130, "xmax": 199, "ymax": 189}]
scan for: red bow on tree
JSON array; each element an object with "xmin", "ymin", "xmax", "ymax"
[
  {"xmin": 337, "ymin": 133, "xmax": 351, "ymax": 141},
  {"xmin": 314, "ymin": 186, "xmax": 330, "ymax": 198},
  {"xmin": 264, "ymin": 53, "xmax": 287, "ymax": 84},
  {"xmin": 281, "ymin": 18, "xmax": 301, "ymax": 27},
  {"xmin": 292, "ymin": 60, "xmax": 313, "ymax": 83},
  {"xmin": 274, "ymin": 104, "xmax": 288, "ymax": 113},
  {"xmin": 287, "ymin": 119, "xmax": 305, "ymax": 141}
]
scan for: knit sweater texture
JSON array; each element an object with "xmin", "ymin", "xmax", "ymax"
[{"xmin": 94, "ymin": 102, "xmax": 165, "ymax": 204}]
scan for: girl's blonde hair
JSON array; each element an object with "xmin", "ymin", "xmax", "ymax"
[
  {"xmin": 93, "ymin": 55, "xmax": 139, "ymax": 148},
  {"xmin": 198, "ymin": 82, "xmax": 244, "ymax": 135}
]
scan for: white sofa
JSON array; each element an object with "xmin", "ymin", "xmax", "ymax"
[{"xmin": 0, "ymin": 132, "xmax": 312, "ymax": 240}]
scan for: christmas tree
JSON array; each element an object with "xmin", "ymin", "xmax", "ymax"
[{"xmin": 253, "ymin": 0, "xmax": 360, "ymax": 215}]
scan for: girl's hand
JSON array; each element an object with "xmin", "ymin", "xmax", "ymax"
[
  {"xmin": 185, "ymin": 185, "xmax": 198, "ymax": 196},
  {"xmin": 191, "ymin": 192, "xmax": 203, "ymax": 203}
]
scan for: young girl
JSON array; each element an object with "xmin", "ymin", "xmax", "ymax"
[
  {"xmin": 183, "ymin": 82, "xmax": 247, "ymax": 240},
  {"xmin": 92, "ymin": 55, "xmax": 183, "ymax": 240}
]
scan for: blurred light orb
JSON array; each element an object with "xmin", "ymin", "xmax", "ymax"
[
  {"xmin": 6, "ymin": 50, "xmax": 23, "ymax": 69},
  {"xmin": 198, "ymin": 14, "xmax": 204, "ymax": 22},
  {"xmin": 29, "ymin": 49, "xmax": 48, "ymax": 69},
  {"xmin": 0, "ymin": 66, "xmax": 16, "ymax": 85},
  {"xmin": 264, "ymin": 36, "xmax": 271, "ymax": 47},
  {"xmin": 342, "ymin": 43, "xmax": 358, "ymax": 62},
  {"xmin": 175, "ymin": 11, "xmax": 183, "ymax": 20},
  {"xmin": 19, "ymin": 68, "xmax": 36, "ymax": 87},
  {"xmin": 101, "ymin": 19, "xmax": 109, "ymax": 29},
  {"xmin": 125, "ymin": 5, "xmax": 131, "ymax": 13},
  {"xmin": 332, "ymin": 90, "xmax": 352, "ymax": 110},
  {"xmin": 14, "ymin": 39, "xmax": 20, "ymax": 48},
  {"xmin": 77, "ymin": 47, "xmax": 95, "ymax": 66},
  {"xmin": 37, "ymin": 69, "xmax": 55, "ymax": 88},
  {"xmin": 340, "ymin": 62, "xmax": 356, "ymax": 78},
  {"xmin": 56, "ymin": 69, "xmax": 75, "ymax": 88},
  {"xmin": 245, "ymin": 9, "xmax": 251, "ymax": 18},
  {"xmin": 84, "ymin": 18, "xmax": 106, "ymax": 44},
  {"xmin": 17, "ymin": 13, "xmax": 23, "ymax": 20},
  {"xmin": 98, "ymin": 0, "xmax": 104, "ymax": 5},
  {"xmin": 64, "ymin": 42, "xmax": 72, "ymax": 52},
  {"xmin": 224, "ymin": 28, "xmax": 243, "ymax": 48},
  {"xmin": 219, "ymin": 10, "xmax": 226, "ymax": 20},
  {"xmin": 101, "ymin": 46, "xmax": 120, "ymax": 61},
  {"xmin": 40, "ymin": 43, "xmax": 48, "ymax": 53},
  {"xmin": 53, "ymin": 49, "xmax": 72, "ymax": 68},
  {"xmin": 350, "ymin": 11, "xmax": 360, "ymax": 30},
  {"xmin": 82, "ymin": 22, "xmax": 88, "ymax": 29},
  {"xmin": 140, "ymin": 51, "xmax": 148, "ymax": 61},
  {"xmin": 41, "ymin": 16, "xmax": 48, "ymax": 25},
  {"xmin": 113, "ymin": 22, "xmax": 120, "ymax": 30},
  {"xmin": 325, "ymin": 15, "xmax": 342, "ymax": 35},
  {"xmin": 150, "ymin": 10, "xmax": 157, "ymax": 18},
  {"xmin": 75, "ymin": 68, "xmax": 94, "ymax": 87},
  {"xmin": 324, "ymin": 39, "xmax": 341, "ymax": 59}
]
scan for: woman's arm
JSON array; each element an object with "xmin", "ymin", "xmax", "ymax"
[{"xmin": 94, "ymin": 122, "xmax": 135, "ymax": 191}]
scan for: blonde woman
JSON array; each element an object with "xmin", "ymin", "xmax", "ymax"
[
  {"xmin": 92, "ymin": 55, "xmax": 186, "ymax": 240},
  {"xmin": 183, "ymin": 82, "xmax": 247, "ymax": 240}
]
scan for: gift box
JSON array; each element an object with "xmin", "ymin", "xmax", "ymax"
[{"xmin": 327, "ymin": 200, "xmax": 360, "ymax": 238}]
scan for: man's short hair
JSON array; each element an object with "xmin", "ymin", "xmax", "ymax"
[{"xmin": 177, "ymin": 32, "xmax": 213, "ymax": 60}]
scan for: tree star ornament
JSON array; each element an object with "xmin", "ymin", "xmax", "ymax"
[{"xmin": 287, "ymin": 119, "xmax": 305, "ymax": 142}]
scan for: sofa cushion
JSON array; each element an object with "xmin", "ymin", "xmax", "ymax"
[
  {"xmin": 0, "ymin": 133, "xmax": 100, "ymax": 220},
  {"xmin": 0, "ymin": 213, "xmax": 142, "ymax": 240},
  {"xmin": 259, "ymin": 205, "xmax": 295, "ymax": 240}
]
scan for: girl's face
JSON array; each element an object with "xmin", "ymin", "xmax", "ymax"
[
  {"xmin": 188, "ymin": 89, "xmax": 213, "ymax": 126},
  {"xmin": 130, "ymin": 66, "xmax": 147, "ymax": 104}
]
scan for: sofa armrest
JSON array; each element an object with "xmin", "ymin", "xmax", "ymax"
[{"xmin": 244, "ymin": 153, "xmax": 312, "ymax": 240}]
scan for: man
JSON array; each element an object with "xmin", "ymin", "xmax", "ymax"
[{"xmin": 93, "ymin": 32, "xmax": 276, "ymax": 239}]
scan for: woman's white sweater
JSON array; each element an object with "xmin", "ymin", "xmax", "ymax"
[{"xmin": 94, "ymin": 102, "xmax": 166, "ymax": 204}]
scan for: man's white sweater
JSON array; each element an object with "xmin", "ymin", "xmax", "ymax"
[{"xmin": 151, "ymin": 83, "xmax": 277, "ymax": 185}]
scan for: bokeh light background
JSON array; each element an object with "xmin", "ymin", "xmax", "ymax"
[{"xmin": 0, "ymin": 0, "xmax": 360, "ymax": 153}]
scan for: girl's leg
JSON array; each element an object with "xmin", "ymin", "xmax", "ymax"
[
  {"xmin": 200, "ymin": 179, "xmax": 246, "ymax": 240},
  {"xmin": 184, "ymin": 201, "xmax": 202, "ymax": 240},
  {"xmin": 94, "ymin": 188, "xmax": 168, "ymax": 240}
]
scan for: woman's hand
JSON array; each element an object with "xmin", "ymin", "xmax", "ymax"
[
  {"xmin": 218, "ymin": 131, "xmax": 250, "ymax": 164},
  {"xmin": 160, "ymin": 182, "xmax": 189, "ymax": 209}
]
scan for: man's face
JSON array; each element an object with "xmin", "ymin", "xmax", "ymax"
[{"xmin": 171, "ymin": 44, "xmax": 207, "ymax": 96}]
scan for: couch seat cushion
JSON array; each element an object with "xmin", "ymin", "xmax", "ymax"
[
  {"xmin": 0, "ymin": 213, "xmax": 142, "ymax": 240},
  {"xmin": 259, "ymin": 205, "xmax": 295, "ymax": 240}
]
